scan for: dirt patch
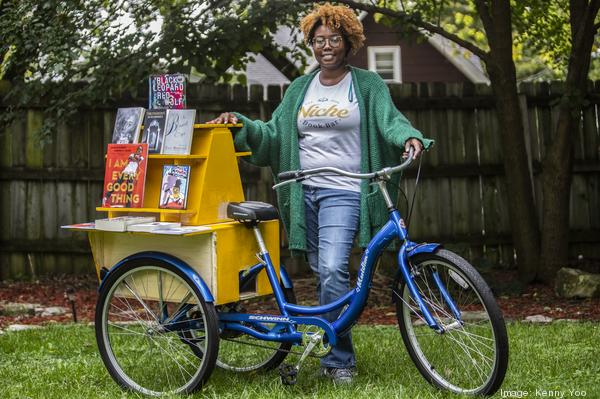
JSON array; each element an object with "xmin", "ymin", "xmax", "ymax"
[{"xmin": 0, "ymin": 272, "xmax": 598, "ymax": 328}]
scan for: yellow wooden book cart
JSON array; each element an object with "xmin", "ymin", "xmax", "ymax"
[{"xmin": 88, "ymin": 124, "xmax": 280, "ymax": 305}]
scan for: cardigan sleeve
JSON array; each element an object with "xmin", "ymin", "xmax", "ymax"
[
  {"xmin": 369, "ymin": 75, "xmax": 434, "ymax": 150},
  {"xmin": 232, "ymin": 105, "xmax": 283, "ymax": 168}
]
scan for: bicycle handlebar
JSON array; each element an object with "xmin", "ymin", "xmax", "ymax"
[{"xmin": 273, "ymin": 147, "xmax": 415, "ymax": 190}]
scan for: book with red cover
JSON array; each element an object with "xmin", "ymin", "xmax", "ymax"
[{"xmin": 101, "ymin": 144, "xmax": 148, "ymax": 208}]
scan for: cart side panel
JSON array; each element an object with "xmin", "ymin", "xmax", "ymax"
[
  {"xmin": 214, "ymin": 220, "xmax": 280, "ymax": 305},
  {"xmin": 89, "ymin": 230, "xmax": 215, "ymax": 293}
]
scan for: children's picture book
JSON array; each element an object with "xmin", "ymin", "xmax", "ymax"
[
  {"xmin": 102, "ymin": 143, "xmax": 149, "ymax": 208},
  {"xmin": 141, "ymin": 109, "xmax": 167, "ymax": 153},
  {"xmin": 162, "ymin": 109, "xmax": 196, "ymax": 154},
  {"xmin": 95, "ymin": 216, "xmax": 156, "ymax": 232},
  {"xmin": 127, "ymin": 221, "xmax": 182, "ymax": 232},
  {"xmin": 159, "ymin": 165, "xmax": 190, "ymax": 209},
  {"xmin": 148, "ymin": 74, "xmax": 186, "ymax": 109},
  {"xmin": 112, "ymin": 107, "xmax": 145, "ymax": 144}
]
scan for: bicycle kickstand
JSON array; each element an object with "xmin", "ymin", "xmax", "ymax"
[{"xmin": 278, "ymin": 332, "xmax": 322, "ymax": 385}]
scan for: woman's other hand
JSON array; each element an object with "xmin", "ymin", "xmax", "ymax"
[
  {"xmin": 206, "ymin": 112, "xmax": 238, "ymax": 124},
  {"xmin": 404, "ymin": 138, "xmax": 423, "ymax": 160}
]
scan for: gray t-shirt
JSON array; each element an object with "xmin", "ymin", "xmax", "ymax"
[{"xmin": 297, "ymin": 72, "xmax": 361, "ymax": 192}]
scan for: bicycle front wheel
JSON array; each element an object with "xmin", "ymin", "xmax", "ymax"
[
  {"xmin": 394, "ymin": 249, "xmax": 508, "ymax": 396},
  {"xmin": 95, "ymin": 259, "xmax": 219, "ymax": 396}
]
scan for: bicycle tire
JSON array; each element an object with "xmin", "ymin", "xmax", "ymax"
[
  {"xmin": 95, "ymin": 259, "xmax": 219, "ymax": 396},
  {"xmin": 394, "ymin": 249, "xmax": 508, "ymax": 396},
  {"xmin": 216, "ymin": 285, "xmax": 296, "ymax": 373}
]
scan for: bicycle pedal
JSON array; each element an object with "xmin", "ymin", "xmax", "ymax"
[{"xmin": 278, "ymin": 363, "xmax": 298, "ymax": 385}]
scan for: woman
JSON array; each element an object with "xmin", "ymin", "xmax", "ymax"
[{"xmin": 208, "ymin": 3, "xmax": 433, "ymax": 384}]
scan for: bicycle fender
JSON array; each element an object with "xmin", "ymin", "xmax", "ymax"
[
  {"xmin": 99, "ymin": 251, "xmax": 215, "ymax": 303},
  {"xmin": 407, "ymin": 243, "xmax": 442, "ymax": 258},
  {"xmin": 279, "ymin": 264, "xmax": 294, "ymax": 290}
]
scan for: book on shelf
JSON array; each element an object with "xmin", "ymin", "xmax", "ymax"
[
  {"xmin": 151, "ymin": 225, "xmax": 211, "ymax": 235},
  {"xmin": 161, "ymin": 109, "xmax": 196, "ymax": 155},
  {"xmin": 112, "ymin": 107, "xmax": 145, "ymax": 144},
  {"xmin": 102, "ymin": 143, "xmax": 149, "ymax": 208},
  {"xmin": 127, "ymin": 221, "xmax": 182, "ymax": 232},
  {"xmin": 141, "ymin": 109, "xmax": 167, "ymax": 153},
  {"xmin": 148, "ymin": 74, "xmax": 186, "ymax": 110},
  {"xmin": 95, "ymin": 216, "xmax": 156, "ymax": 232},
  {"xmin": 159, "ymin": 164, "xmax": 190, "ymax": 209}
]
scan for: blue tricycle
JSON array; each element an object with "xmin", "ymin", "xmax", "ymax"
[{"xmin": 95, "ymin": 150, "xmax": 508, "ymax": 396}]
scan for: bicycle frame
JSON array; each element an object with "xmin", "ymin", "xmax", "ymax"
[{"xmin": 218, "ymin": 179, "xmax": 460, "ymax": 347}]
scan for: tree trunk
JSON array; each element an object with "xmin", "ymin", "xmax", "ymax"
[
  {"xmin": 476, "ymin": 0, "xmax": 540, "ymax": 282},
  {"xmin": 539, "ymin": 109, "xmax": 574, "ymax": 283},
  {"xmin": 539, "ymin": 0, "xmax": 600, "ymax": 283}
]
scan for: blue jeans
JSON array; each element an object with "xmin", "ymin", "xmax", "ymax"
[{"xmin": 303, "ymin": 185, "xmax": 360, "ymax": 369}]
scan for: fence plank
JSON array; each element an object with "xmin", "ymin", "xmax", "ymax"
[
  {"xmin": 582, "ymin": 103, "xmax": 598, "ymax": 161},
  {"xmin": 11, "ymin": 117, "xmax": 26, "ymax": 167},
  {"xmin": 26, "ymin": 111, "xmax": 44, "ymax": 168},
  {"xmin": 570, "ymin": 174, "xmax": 591, "ymax": 230}
]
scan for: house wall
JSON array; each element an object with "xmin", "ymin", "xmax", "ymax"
[{"xmin": 348, "ymin": 14, "xmax": 469, "ymax": 83}]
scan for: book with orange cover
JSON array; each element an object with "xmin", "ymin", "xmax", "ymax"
[{"xmin": 101, "ymin": 143, "xmax": 148, "ymax": 208}]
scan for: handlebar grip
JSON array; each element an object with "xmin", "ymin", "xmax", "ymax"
[{"xmin": 278, "ymin": 170, "xmax": 302, "ymax": 181}]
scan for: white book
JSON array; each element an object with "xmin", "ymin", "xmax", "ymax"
[
  {"xmin": 161, "ymin": 109, "xmax": 196, "ymax": 154},
  {"xmin": 152, "ymin": 225, "xmax": 211, "ymax": 235},
  {"xmin": 112, "ymin": 107, "xmax": 146, "ymax": 144},
  {"xmin": 127, "ymin": 221, "xmax": 182, "ymax": 232},
  {"xmin": 95, "ymin": 216, "xmax": 156, "ymax": 232}
]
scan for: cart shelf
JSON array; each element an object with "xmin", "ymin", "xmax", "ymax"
[{"xmin": 84, "ymin": 123, "xmax": 280, "ymax": 305}]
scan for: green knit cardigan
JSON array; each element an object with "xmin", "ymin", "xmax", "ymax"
[{"xmin": 233, "ymin": 66, "xmax": 434, "ymax": 253}]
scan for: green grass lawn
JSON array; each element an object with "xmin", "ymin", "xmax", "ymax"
[{"xmin": 0, "ymin": 322, "xmax": 598, "ymax": 399}]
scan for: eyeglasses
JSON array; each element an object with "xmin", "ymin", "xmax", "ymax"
[{"xmin": 311, "ymin": 35, "xmax": 344, "ymax": 49}]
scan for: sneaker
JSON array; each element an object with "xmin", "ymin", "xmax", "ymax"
[{"xmin": 320, "ymin": 367, "xmax": 355, "ymax": 385}]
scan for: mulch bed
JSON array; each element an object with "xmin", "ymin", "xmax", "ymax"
[{"xmin": 1, "ymin": 272, "xmax": 599, "ymax": 328}]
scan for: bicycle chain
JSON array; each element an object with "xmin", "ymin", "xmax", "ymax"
[{"xmin": 220, "ymin": 336, "xmax": 322, "ymax": 358}]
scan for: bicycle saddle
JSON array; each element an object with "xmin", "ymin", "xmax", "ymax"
[{"xmin": 227, "ymin": 201, "xmax": 279, "ymax": 222}]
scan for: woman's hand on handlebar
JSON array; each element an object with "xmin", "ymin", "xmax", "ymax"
[
  {"xmin": 206, "ymin": 112, "xmax": 238, "ymax": 124},
  {"xmin": 404, "ymin": 138, "xmax": 423, "ymax": 160}
]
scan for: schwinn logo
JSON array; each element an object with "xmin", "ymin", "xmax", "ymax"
[
  {"xmin": 355, "ymin": 249, "xmax": 369, "ymax": 292},
  {"xmin": 248, "ymin": 315, "xmax": 290, "ymax": 322}
]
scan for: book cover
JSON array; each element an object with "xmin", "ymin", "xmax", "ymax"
[
  {"xmin": 95, "ymin": 216, "xmax": 156, "ymax": 232},
  {"xmin": 159, "ymin": 164, "xmax": 191, "ymax": 209},
  {"xmin": 102, "ymin": 144, "xmax": 149, "ymax": 208},
  {"xmin": 148, "ymin": 74, "xmax": 186, "ymax": 109},
  {"xmin": 152, "ymin": 225, "xmax": 211, "ymax": 235},
  {"xmin": 162, "ymin": 109, "xmax": 196, "ymax": 154},
  {"xmin": 112, "ymin": 107, "xmax": 145, "ymax": 144},
  {"xmin": 141, "ymin": 109, "xmax": 167, "ymax": 153},
  {"xmin": 127, "ymin": 221, "xmax": 182, "ymax": 232}
]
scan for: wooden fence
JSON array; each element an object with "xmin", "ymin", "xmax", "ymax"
[{"xmin": 1, "ymin": 81, "xmax": 599, "ymax": 280}]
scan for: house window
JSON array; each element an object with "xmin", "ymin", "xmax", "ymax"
[{"xmin": 367, "ymin": 46, "xmax": 401, "ymax": 82}]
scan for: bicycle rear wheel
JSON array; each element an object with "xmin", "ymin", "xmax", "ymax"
[
  {"xmin": 216, "ymin": 285, "xmax": 296, "ymax": 372},
  {"xmin": 394, "ymin": 249, "xmax": 508, "ymax": 396},
  {"xmin": 95, "ymin": 259, "xmax": 219, "ymax": 396}
]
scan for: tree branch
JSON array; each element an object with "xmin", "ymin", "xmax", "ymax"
[
  {"xmin": 299, "ymin": 0, "xmax": 489, "ymax": 62},
  {"xmin": 473, "ymin": 0, "xmax": 494, "ymax": 37}
]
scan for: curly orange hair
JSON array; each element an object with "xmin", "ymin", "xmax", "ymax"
[{"xmin": 300, "ymin": 3, "xmax": 365, "ymax": 54}]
